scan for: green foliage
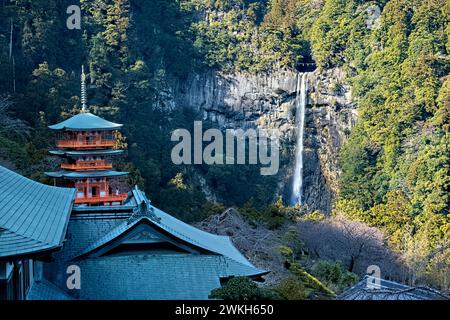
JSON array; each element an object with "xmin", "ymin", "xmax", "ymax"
[
  {"xmin": 275, "ymin": 277, "xmax": 307, "ymax": 300},
  {"xmin": 311, "ymin": 260, "xmax": 358, "ymax": 294},
  {"xmin": 0, "ymin": 0, "xmax": 448, "ymax": 291},
  {"xmin": 169, "ymin": 172, "xmax": 188, "ymax": 190},
  {"xmin": 0, "ymin": 135, "xmax": 28, "ymax": 168},
  {"xmin": 203, "ymin": 161, "xmax": 278, "ymax": 208},
  {"xmin": 0, "ymin": 0, "xmax": 279, "ymax": 223},
  {"xmin": 209, "ymin": 277, "xmax": 282, "ymax": 300},
  {"xmin": 315, "ymin": 0, "xmax": 449, "ymax": 289},
  {"xmin": 191, "ymin": 0, "xmax": 311, "ymax": 72},
  {"xmin": 239, "ymin": 199, "xmax": 262, "ymax": 224},
  {"xmin": 240, "ymin": 196, "xmax": 300, "ymax": 229},
  {"xmin": 159, "ymin": 172, "xmax": 222, "ymax": 223},
  {"xmin": 278, "ymin": 245, "xmax": 294, "ymax": 260},
  {"xmin": 280, "ymin": 226, "xmax": 305, "ymax": 259},
  {"xmin": 263, "ymin": 196, "xmax": 292, "ymax": 229},
  {"xmin": 288, "ymin": 262, "xmax": 336, "ymax": 298},
  {"xmin": 300, "ymin": 210, "xmax": 326, "ymax": 222}
]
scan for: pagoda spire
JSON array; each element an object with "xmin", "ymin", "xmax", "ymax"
[{"xmin": 81, "ymin": 65, "xmax": 87, "ymax": 112}]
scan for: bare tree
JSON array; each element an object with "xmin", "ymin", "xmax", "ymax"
[
  {"xmin": 0, "ymin": 96, "xmax": 30, "ymax": 139},
  {"xmin": 297, "ymin": 215, "xmax": 403, "ymax": 279},
  {"xmin": 196, "ymin": 208, "xmax": 290, "ymax": 286},
  {"xmin": 332, "ymin": 216, "xmax": 383, "ymax": 272}
]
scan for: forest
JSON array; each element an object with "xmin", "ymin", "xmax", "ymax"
[{"xmin": 0, "ymin": 0, "xmax": 448, "ymax": 297}]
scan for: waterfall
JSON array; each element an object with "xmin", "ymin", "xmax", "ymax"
[{"xmin": 291, "ymin": 73, "xmax": 308, "ymax": 206}]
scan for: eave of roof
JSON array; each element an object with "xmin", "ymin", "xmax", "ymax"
[
  {"xmin": 48, "ymin": 112, "xmax": 122, "ymax": 131},
  {"xmin": 45, "ymin": 170, "xmax": 128, "ymax": 179},
  {"xmin": 49, "ymin": 149, "xmax": 124, "ymax": 156},
  {"xmin": 0, "ymin": 166, "xmax": 75, "ymax": 259}
]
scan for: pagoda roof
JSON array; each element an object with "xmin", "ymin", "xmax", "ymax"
[
  {"xmin": 45, "ymin": 170, "xmax": 128, "ymax": 179},
  {"xmin": 49, "ymin": 149, "xmax": 124, "ymax": 157},
  {"xmin": 0, "ymin": 166, "xmax": 75, "ymax": 259},
  {"xmin": 48, "ymin": 112, "xmax": 122, "ymax": 131}
]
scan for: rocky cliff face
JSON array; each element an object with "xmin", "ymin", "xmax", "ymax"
[{"xmin": 167, "ymin": 68, "xmax": 357, "ymax": 213}]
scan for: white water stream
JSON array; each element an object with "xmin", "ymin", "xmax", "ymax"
[{"xmin": 291, "ymin": 73, "xmax": 308, "ymax": 206}]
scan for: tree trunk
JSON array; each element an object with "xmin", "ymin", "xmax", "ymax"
[{"xmin": 349, "ymin": 256, "xmax": 355, "ymax": 272}]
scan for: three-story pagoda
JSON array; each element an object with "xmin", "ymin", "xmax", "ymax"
[{"xmin": 46, "ymin": 67, "xmax": 128, "ymax": 206}]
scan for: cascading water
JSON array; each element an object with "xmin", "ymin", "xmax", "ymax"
[{"xmin": 291, "ymin": 73, "xmax": 308, "ymax": 206}]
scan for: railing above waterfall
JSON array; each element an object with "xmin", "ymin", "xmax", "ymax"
[
  {"xmin": 297, "ymin": 62, "xmax": 317, "ymax": 72},
  {"xmin": 297, "ymin": 62, "xmax": 316, "ymax": 67}
]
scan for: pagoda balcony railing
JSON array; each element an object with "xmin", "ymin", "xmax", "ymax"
[
  {"xmin": 74, "ymin": 182, "xmax": 106, "ymax": 188},
  {"xmin": 56, "ymin": 139, "xmax": 115, "ymax": 148},
  {"xmin": 61, "ymin": 160, "xmax": 113, "ymax": 170},
  {"xmin": 74, "ymin": 193, "xmax": 128, "ymax": 204}
]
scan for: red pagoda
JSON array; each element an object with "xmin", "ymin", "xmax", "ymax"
[{"xmin": 46, "ymin": 66, "xmax": 128, "ymax": 206}]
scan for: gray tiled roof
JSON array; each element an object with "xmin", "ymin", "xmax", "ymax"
[
  {"xmin": 338, "ymin": 276, "xmax": 450, "ymax": 300},
  {"xmin": 43, "ymin": 186, "xmax": 267, "ymax": 300},
  {"xmin": 0, "ymin": 166, "xmax": 75, "ymax": 259},
  {"xmin": 27, "ymin": 279, "xmax": 74, "ymax": 300},
  {"xmin": 46, "ymin": 253, "xmax": 264, "ymax": 300},
  {"xmin": 58, "ymin": 255, "xmax": 226, "ymax": 300},
  {"xmin": 48, "ymin": 112, "xmax": 122, "ymax": 130}
]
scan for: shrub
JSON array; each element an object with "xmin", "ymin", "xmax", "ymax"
[
  {"xmin": 209, "ymin": 277, "xmax": 282, "ymax": 300},
  {"xmin": 311, "ymin": 260, "xmax": 359, "ymax": 293},
  {"xmin": 276, "ymin": 277, "xmax": 308, "ymax": 300}
]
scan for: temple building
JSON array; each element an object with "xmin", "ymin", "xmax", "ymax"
[
  {"xmin": 0, "ymin": 67, "xmax": 267, "ymax": 300},
  {"xmin": 44, "ymin": 186, "xmax": 267, "ymax": 299},
  {"xmin": 45, "ymin": 67, "xmax": 128, "ymax": 206},
  {"xmin": 0, "ymin": 166, "xmax": 75, "ymax": 300}
]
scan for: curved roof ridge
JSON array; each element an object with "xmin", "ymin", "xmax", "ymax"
[{"xmin": 149, "ymin": 204, "xmax": 256, "ymax": 268}]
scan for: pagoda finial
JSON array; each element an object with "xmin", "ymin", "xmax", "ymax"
[{"xmin": 81, "ymin": 65, "xmax": 87, "ymax": 112}]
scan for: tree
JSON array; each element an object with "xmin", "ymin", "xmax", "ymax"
[
  {"xmin": 297, "ymin": 215, "xmax": 401, "ymax": 277},
  {"xmin": 0, "ymin": 96, "xmax": 30, "ymax": 139},
  {"xmin": 276, "ymin": 277, "xmax": 307, "ymax": 300},
  {"xmin": 311, "ymin": 260, "xmax": 358, "ymax": 293},
  {"xmin": 209, "ymin": 277, "xmax": 282, "ymax": 300}
]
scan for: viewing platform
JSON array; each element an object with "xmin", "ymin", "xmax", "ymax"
[
  {"xmin": 56, "ymin": 139, "xmax": 115, "ymax": 149},
  {"xmin": 61, "ymin": 160, "xmax": 113, "ymax": 171},
  {"xmin": 297, "ymin": 61, "xmax": 317, "ymax": 72},
  {"xmin": 74, "ymin": 193, "xmax": 128, "ymax": 205}
]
